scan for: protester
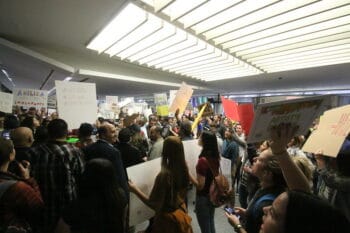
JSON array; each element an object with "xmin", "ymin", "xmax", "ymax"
[{"xmin": 129, "ymin": 136, "xmax": 192, "ymax": 233}]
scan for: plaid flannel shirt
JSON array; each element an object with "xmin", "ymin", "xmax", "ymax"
[{"xmin": 26, "ymin": 141, "xmax": 84, "ymax": 233}]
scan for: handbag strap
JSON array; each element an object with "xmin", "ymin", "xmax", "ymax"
[{"xmin": 204, "ymin": 157, "xmax": 221, "ymax": 177}]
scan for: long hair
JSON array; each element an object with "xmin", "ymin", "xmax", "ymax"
[
  {"xmin": 199, "ymin": 131, "xmax": 220, "ymax": 161},
  {"xmin": 161, "ymin": 136, "xmax": 190, "ymax": 196},
  {"xmin": 285, "ymin": 190, "xmax": 350, "ymax": 233},
  {"xmin": 77, "ymin": 158, "xmax": 127, "ymax": 233}
]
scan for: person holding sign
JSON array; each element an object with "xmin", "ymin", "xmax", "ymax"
[
  {"xmin": 129, "ymin": 136, "xmax": 193, "ymax": 233},
  {"xmin": 226, "ymin": 123, "xmax": 350, "ymax": 233}
]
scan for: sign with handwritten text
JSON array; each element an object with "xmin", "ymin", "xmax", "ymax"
[
  {"xmin": 55, "ymin": 81, "xmax": 97, "ymax": 129},
  {"xmin": 303, "ymin": 104, "xmax": 350, "ymax": 157},
  {"xmin": 13, "ymin": 88, "xmax": 47, "ymax": 109},
  {"xmin": 247, "ymin": 96, "xmax": 328, "ymax": 143},
  {"xmin": 0, "ymin": 92, "xmax": 13, "ymax": 113}
]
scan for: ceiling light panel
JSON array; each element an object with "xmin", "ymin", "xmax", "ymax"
[{"xmin": 87, "ymin": 0, "xmax": 350, "ymax": 82}]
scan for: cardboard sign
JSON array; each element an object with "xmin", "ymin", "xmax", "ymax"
[
  {"xmin": 55, "ymin": 81, "xmax": 97, "ymax": 129},
  {"xmin": 302, "ymin": 104, "xmax": 350, "ymax": 157},
  {"xmin": 169, "ymin": 82, "xmax": 193, "ymax": 114},
  {"xmin": 247, "ymin": 95, "xmax": 328, "ymax": 143},
  {"xmin": 13, "ymin": 88, "xmax": 47, "ymax": 109},
  {"xmin": 0, "ymin": 92, "xmax": 13, "ymax": 113}
]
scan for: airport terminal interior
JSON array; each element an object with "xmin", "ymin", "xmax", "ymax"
[{"xmin": 1, "ymin": 0, "xmax": 350, "ymax": 233}]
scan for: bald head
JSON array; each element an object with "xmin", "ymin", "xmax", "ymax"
[
  {"xmin": 10, "ymin": 127, "xmax": 34, "ymax": 147},
  {"xmin": 98, "ymin": 123, "xmax": 117, "ymax": 144}
]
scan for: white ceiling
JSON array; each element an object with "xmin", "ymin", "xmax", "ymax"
[{"xmin": 0, "ymin": 0, "xmax": 350, "ymax": 98}]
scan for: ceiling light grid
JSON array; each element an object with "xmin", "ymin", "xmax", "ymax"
[
  {"xmin": 87, "ymin": 1, "xmax": 262, "ymax": 82},
  {"xmin": 87, "ymin": 0, "xmax": 350, "ymax": 82}
]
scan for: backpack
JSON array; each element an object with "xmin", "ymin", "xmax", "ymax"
[
  {"xmin": 205, "ymin": 158, "xmax": 232, "ymax": 207},
  {"xmin": 0, "ymin": 180, "xmax": 33, "ymax": 233}
]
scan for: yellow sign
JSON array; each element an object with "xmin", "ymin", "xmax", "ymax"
[
  {"xmin": 192, "ymin": 104, "xmax": 207, "ymax": 131},
  {"xmin": 156, "ymin": 105, "xmax": 169, "ymax": 116}
]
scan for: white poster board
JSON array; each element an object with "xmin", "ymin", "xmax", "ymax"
[
  {"xmin": 247, "ymin": 95, "xmax": 328, "ymax": 143},
  {"xmin": 154, "ymin": 93, "xmax": 168, "ymax": 106},
  {"xmin": 168, "ymin": 90, "xmax": 177, "ymax": 105},
  {"xmin": 55, "ymin": 81, "xmax": 97, "ymax": 129},
  {"xmin": 127, "ymin": 158, "xmax": 161, "ymax": 226},
  {"xmin": 13, "ymin": 88, "xmax": 48, "ymax": 109},
  {"xmin": 183, "ymin": 140, "xmax": 202, "ymax": 176},
  {"xmin": 183, "ymin": 139, "xmax": 231, "ymax": 182},
  {"xmin": 106, "ymin": 95, "xmax": 118, "ymax": 105},
  {"xmin": 0, "ymin": 92, "xmax": 13, "ymax": 113}
]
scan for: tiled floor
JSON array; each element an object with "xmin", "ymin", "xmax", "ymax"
[{"xmin": 135, "ymin": 187, "xmax": 239, "ymax": 233}]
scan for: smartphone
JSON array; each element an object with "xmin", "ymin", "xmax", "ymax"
[
  {"xmin": 224, "ymin": 206, "xmax": 240, "ymax": 219},
  {"xmin": 224, "ymin": 206, "xmax": 235, "ymax": 215}
]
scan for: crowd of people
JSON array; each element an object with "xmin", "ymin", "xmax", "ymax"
[{"xmin": 0, "ymin": 106, "xmax": 349, "ymax": 233}]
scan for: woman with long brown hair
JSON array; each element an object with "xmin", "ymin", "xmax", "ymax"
[
  {"xmin": 129, "ymin": 136, "xmax": 192, "ymax": 233},
  {"xmin": 190, "ymin": 130, "xmax": 221, "ymax": 233}
]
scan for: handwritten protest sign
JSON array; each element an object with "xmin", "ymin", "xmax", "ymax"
[
  {"xmin": 303, "ymin": 104, "xmax": 350, "ymax": 157},
  {"xmin": 0, "ymin": 92, "xmax": 13, "ymax": 113},
  {"xmin": 247, "ymin": 96, "xmax": 328, "ymax": 143},
  {"xmin": 13, "ymin": 88, "xmax": 47, "ymax": 109},
  {"xmin": 55, "ymin": 81, "xmax": 97, "ymax": 129},
  {"xmin": 169, "ymin": 82, "xmax": 193, "ymax": 114}
]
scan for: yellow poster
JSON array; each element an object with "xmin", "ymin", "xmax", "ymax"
[{"xmin": 156, "ymin": 105, "xmax": 169, "ymax": 116}]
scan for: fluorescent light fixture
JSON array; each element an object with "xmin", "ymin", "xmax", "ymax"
[
  {"xmin": 236, "ymin": 24, "xmax": 350, "ymax": 56},
  {"xmin": 243, "ymin": 35, "xmax": 350, "ymax": 60},
  {"xmin": 211, "ymin": 0, "xmax": 344, "ymax": 44},
  {"xmin": 191, "ymin": 0, "xmax": 279, "ymax": 35},
  {"xmin": 220, "ymin": 5, "xmax": 350, "ymax": 49},
  {"xmin": 246, "ymin": 36, "xmax": 350, "ymax": 61},
  {"xmin": 205, "ymin": 0, "xmax": 318, "ymax": 41},
  {"xmin": 106, "ymin": 14, "xmax": 163, "ymax": 57},
  {"xmin": 87, "ymin": 0, "xmax": 350, "ymax": 82},
  {"xmin": 229, "ymin": 16, "xmax": 350, "ymax": 52},
  {"xmin": 162, "ymin": 0, "xmax": 208, "ymax": 21},
  {"xmin": 48, "ymin": 87, "xmax": 56, "ymax": 94},
  {"xmin": 87, "ymin": 4, "xmax": 147, "ymax": 53},
  {"xmin": 264, "ymin": 57, "xmax": 350, "ymax": 73},
  {"xmin": 178, "ymin": 0, "xmax": 242, "ymax": 28},
  {"xmin": 77, "ymin": 69, "xmax": 208, "ymax": 90},
  {"xmin": 1, "ymin": 68, "xmax": 15, "ymax": 86}
]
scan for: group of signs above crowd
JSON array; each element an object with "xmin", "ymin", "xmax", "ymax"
[{"xmin": 0, "ymin": 81, "xmax": 350, "ymax": 158}]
